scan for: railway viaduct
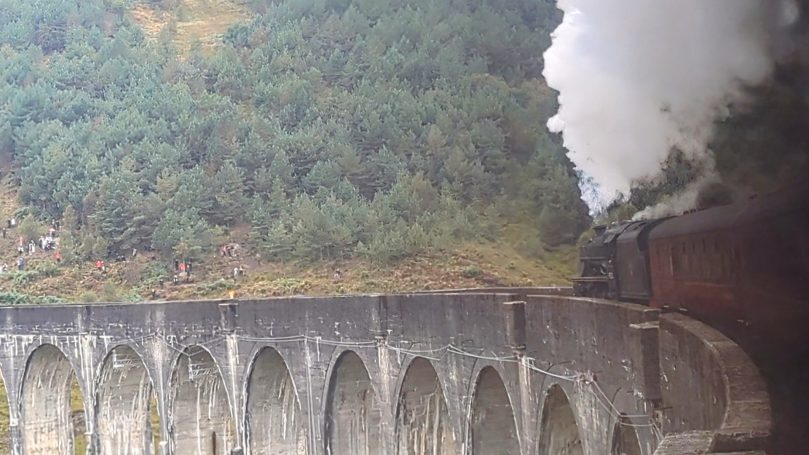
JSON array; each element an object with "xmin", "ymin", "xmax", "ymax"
[{"xmin": 0, "ymin": 291, "xmax": 770, "ymax": 455}]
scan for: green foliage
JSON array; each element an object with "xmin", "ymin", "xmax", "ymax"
[
  {"xmin": 151, "ymin": 208, "xmax": 222, "ymax": 259},
  {"xmin": 0, "ymin": 292, "xmax": 62, "ymax": 305},
  {"xmin": 0, "ymin": 0, "xmax": 590, "ymax": 264},
  {"xmin": 461, "ymin": 266, "xmax": 483, "ymax": 279},
  {"xmin": 78, "ymin": 291, "xmax": 99, "ymax": 303},
  {"xmin": 200, "ymin": 278, "xmax": 235, "ymax": 294},
  {"xmin": 17, "ymin": 216, "xmax": 43, "ymax": 243},
  {"xmin": 7, "ymin": 261, "xmax": 61, "ymax": 292}
]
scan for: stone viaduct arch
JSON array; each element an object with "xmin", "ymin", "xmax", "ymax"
[
  {"xmin": 0, "ymin": 293, "xmax": 771, "ymax": 455},
  {"xmin": 323, "ymin": 350, "xmax": 382, "ymax": 455},
  {"xmin": 537, "ymin": 384, "xmax": 583, "ymax": 455},
  {"xmin": 20, "ymin": 344, "xmax": 85, "ymax": 455},
  {"xmin": 245, "ymin": 347, "xmax": 306, "ymax": 455},
  {"xmin": 94, "ymin": 345, "xmax": 157, "ymax": 454},
  {"xmin": 611, "ymin": 423, "xmax": 642, "ymax": 455},
  {"xmin": 394, "ymin": 357, "xmax": 454, "ymax": 455},
  {"xmin": 469, "ymin": 366, "xmax": 520, "ymax": 455},
  {"xmin": 168, "ymin": 345, "xmax": 234, "ymax": 454}
]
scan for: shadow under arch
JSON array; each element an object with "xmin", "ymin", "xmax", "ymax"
[
  {"xmin": 324, "ymin": 350, "xmax": 382, "ymax": 455},
  {"xmin": 611, "ymin": 422, "xmax": 642, "ymax": 455},
  {"xmin": 395, "ymin": 357, "xmax": 455, "ymax": 455},
  {"xmin": 537, "ymin": 384, "xmax": 583, "ymax": 455},
  {"xmin": 245, "ymin": 347, "xmax": 307, "ymax": 455},
  {"xmin": 20, "ymin": 343, "xmax": 87, "ymax": 454},
  {"xmin": 469, "ymin": 366, "xmax": 520, "ymax": 454},
  {"xmin": 168, "ymin": 345, "xmax": 234, "ymax": 454},
  {"xmin": 95, "ymin": 344, "xmax": 160, "ymax": 454}
]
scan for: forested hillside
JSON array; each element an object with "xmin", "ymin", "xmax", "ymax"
[{"xmin": 0, "ymin": 0, "xmax": 589, "ymax": 300}]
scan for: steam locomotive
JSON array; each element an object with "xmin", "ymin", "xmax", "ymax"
[{"xmin": 573, "ymin": 189, "xmax": 809, "ymax": 344}]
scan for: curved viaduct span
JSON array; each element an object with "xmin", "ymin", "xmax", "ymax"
[{"xmin": 0, "ymin": 291, "xmax": 770, "ymax": 455}]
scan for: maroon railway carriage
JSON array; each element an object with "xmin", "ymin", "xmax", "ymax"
[
  {"xmin": 647, "ymin": 191, "xmax": 809, "ymax": 345},
  {"xmin": 573, "ymin": 189, "xmax": 809, "ymax": 453}
]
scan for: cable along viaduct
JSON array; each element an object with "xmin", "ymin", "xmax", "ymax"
[{"xmin": 0, "ymin": 291, "xmax": 770, "ymax": 455}]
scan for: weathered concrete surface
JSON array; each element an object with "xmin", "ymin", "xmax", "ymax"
[
  {"xmin": 95, "ymin": 345, "xmax": 155, "ymax": 454},
  {"xmin": 537, "ymin": 385, "xmax": 583, "ymax": 455},
  {"xmin": 656, "ymin": 314, "xmax": 771, "ymax": 454},
  {"xmin": 21, "ymin": 344, "xmax": 78, "ymax": 454},
  {"xmin": 246, "ymin": 348, "xmax": 306, "ymax": 455},
  {"xmin": 395, "ymin": 358, "xmax": 454, "ymax": 455},
  {"xmin": 0, "ymin": 292, "xmax": 770, "ymax": 455}
]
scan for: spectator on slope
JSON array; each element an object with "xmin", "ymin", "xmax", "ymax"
[
  {"xmin": 1, "ymin": 227, "xmax": 6, "ymax": 238},
  {"xmin": 54, "ymin": 251, "xmax": 62, "ymax": 264},
  {"xmin": 16, "ymin": 256, "xmax": 25, "ymax": 271}
]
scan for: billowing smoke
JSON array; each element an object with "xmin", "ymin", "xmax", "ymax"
[
  {"xmin": 543, "ymin": 0, "xmax": 801, "ymax": 213},
  {"xmin": 631, "ymin": 173, "xmax": 720, "ymax": 220}
]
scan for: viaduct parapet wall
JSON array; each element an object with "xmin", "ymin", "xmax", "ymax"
[{"xmin": 0, "ymin": 291, "xmax": 770, "ymax": 454}]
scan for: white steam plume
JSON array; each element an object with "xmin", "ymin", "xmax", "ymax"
[{"xmin": 543, "ymin": 0, "xmax": 799, "ymax": 210}]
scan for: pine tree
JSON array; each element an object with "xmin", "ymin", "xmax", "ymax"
[{"xmin": 212, "ymin": 161, "xmax": 246, "ymax": 225}]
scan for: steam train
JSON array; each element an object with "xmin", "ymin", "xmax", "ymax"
[{"xmin": 572, "ymin": 189, "xmax": 809, "ymax": 345}]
